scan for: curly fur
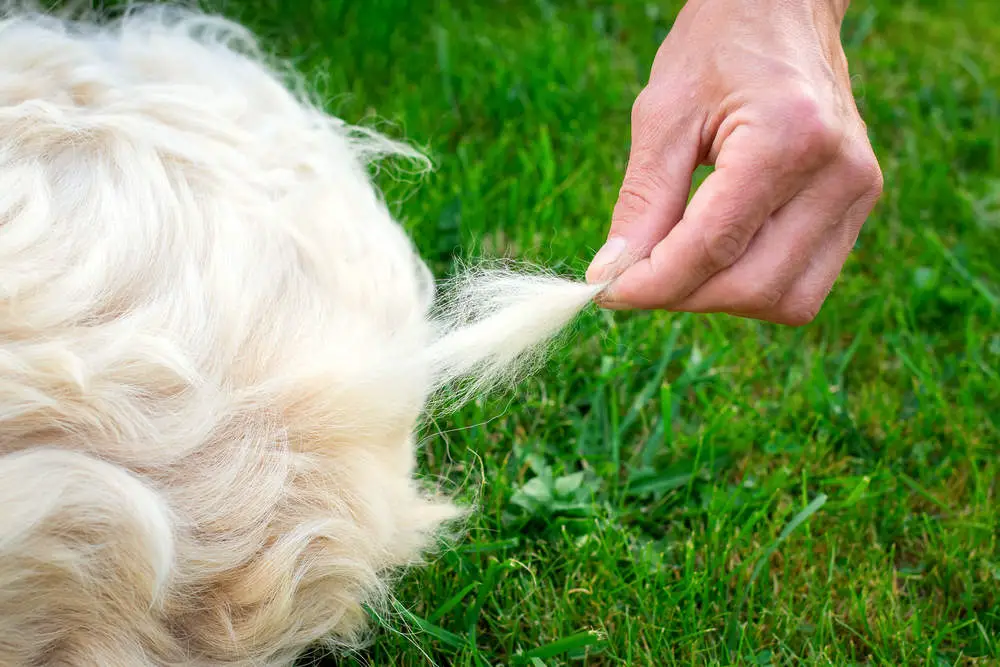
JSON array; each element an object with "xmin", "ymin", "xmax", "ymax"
[{"xmin": 0, "ymin": 4, "xmax": 602, "ymax": 665}]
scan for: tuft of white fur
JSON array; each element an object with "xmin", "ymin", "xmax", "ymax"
[
  {"xmin": 0, "ymin": 3, "xmax": 600, "ymax": 665},
  {"xmin": 425, "ymin": 267, "xmax": 604, "ymax": 408}
]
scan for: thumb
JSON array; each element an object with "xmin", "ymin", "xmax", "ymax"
[{"xmin": 586, "ymin": 97, "xmax": 700, "ymax": 285}]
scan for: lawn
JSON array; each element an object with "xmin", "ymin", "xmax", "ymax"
[{"xmin": 160, "ymin": 0, "xmax": 1000, "ymax": 663}]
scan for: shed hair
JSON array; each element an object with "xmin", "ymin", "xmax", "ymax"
[{"xmin": 0, "ymin": 3, "xmax": 602, "ymax": 665}]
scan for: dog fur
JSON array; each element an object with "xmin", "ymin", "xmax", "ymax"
[{"xmin": 0, "ymin": 4, "xmax": 600, "ymax": 665}]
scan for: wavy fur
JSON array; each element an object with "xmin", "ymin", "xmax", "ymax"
[{"xmin": 0, "ymin": 4, "xmax": 600, "ymax": 665}]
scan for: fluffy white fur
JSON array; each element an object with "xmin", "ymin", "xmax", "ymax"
[{"xmin": 0, "ymin": 4, "xmax": 602, "ymax": 665}]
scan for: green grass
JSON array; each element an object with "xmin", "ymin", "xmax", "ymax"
[{"xmin": 153, "ymin": 0, "xmax": 1000, "ymax": 663}]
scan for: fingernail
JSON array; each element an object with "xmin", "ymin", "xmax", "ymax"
[{"xmin": 586, "ymin": 236, "xmax": 627, "ymax": 283}]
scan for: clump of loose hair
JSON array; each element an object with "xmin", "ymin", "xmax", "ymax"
[{"xmin": 0, "ymin": 3, "xmax": 603, "ymax": 665}]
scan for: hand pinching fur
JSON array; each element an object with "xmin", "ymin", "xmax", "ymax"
[{"xmin": 0, "ymin": 5, "xmax": 601, "ymax": 665}]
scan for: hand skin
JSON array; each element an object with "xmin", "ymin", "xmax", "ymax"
[{"xmin": 585, "ymin": 0, "xmax": 883, "ymax": 326}]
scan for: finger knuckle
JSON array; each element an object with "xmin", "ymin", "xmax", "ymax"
[
  {"xmin": 737, "ymin": 284, "xmax": 786, "ymax": 313},
  {"xmin": 631, "ymin": 87, "xmax": 659, "ymax": 127},
  {"xmin": 702, "ymin": 220, "xmax": 751, "ymax": 271},
  {"xmin": 625, "ymin": 161, "xmax": 669, "ymax": 197},
  {"xmin": 860, "ymin": 153, "xmax": 884, "ymax": 201},
  {"xmin": 840, "ymin": 143, "xmax": 884, "ymax": 199},
  {"xmin": 776, "ymin": 296, "xmax": 824, "ymax": 327},
  {"xmin": 781, "ymin": 93, "xmax": 844, "ymax": 161},
  {"xmin": 614, "ymin": 163, "xmax": 667, "ymax": 220},
  {"xmin": 613, "ymin": 185, "xmax": 653, "ymax": 223},
  {"xmin": 870, "ymin": 162, "xmax": 885, "ymax": 199},
  {"xmin": 614, "ymin": 185, "xmax": 653, "ymax": 221}
]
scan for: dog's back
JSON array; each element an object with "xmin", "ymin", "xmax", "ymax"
[
  {"xmin": 0, "ymin": 6, "xmax": 600, "ymax": 665},
  {"xmin": 0, "ymin": 7, "xmax": 455, "ymax": 665}
]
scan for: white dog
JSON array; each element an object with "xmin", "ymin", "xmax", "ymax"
[{"xmin": 0, "ymin": 4, "xmax": 600, "ymax": 665}]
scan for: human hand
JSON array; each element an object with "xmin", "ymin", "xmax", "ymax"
[{"xmin": 585, "ymin": 0, "xmax": 882, "ymax": 325}]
